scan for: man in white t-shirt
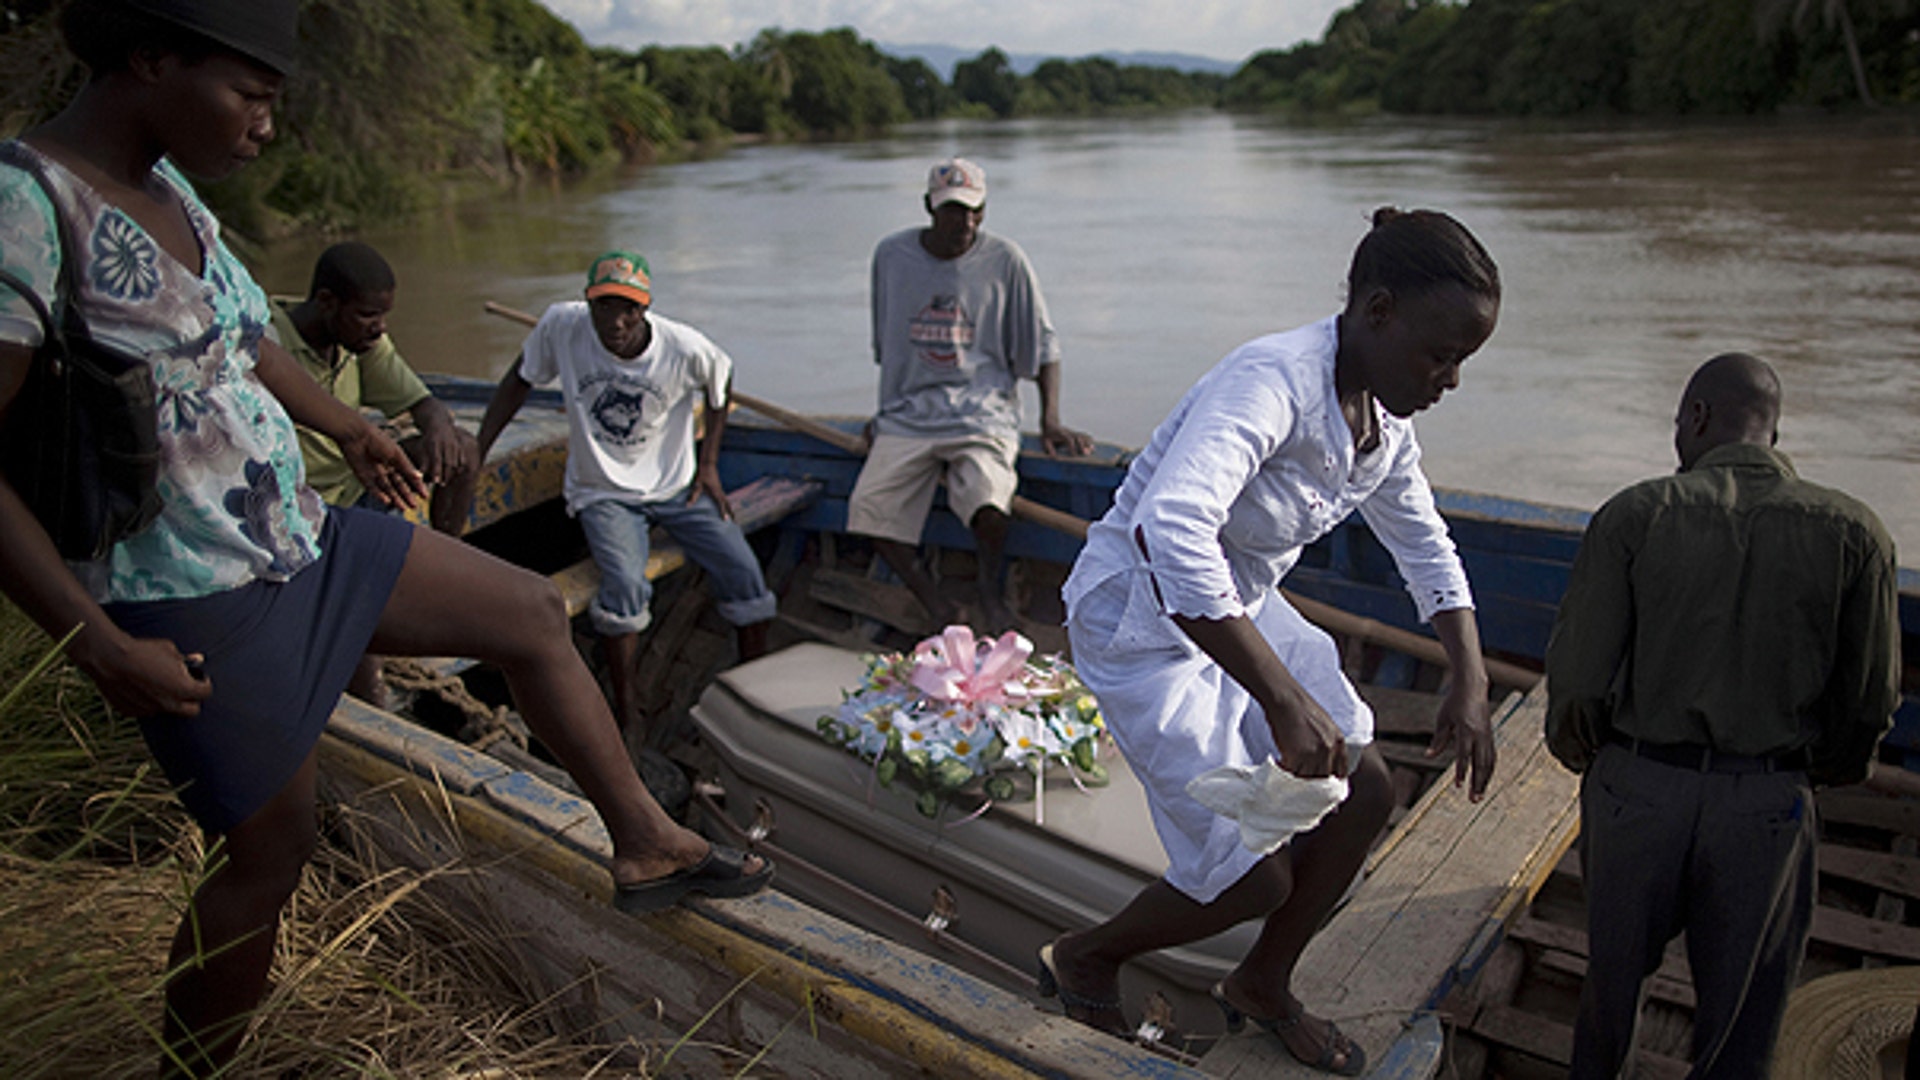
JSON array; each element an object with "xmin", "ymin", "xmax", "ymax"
[
  {"xmin": 477, "ymin": 252, "xmax": 774, "ymax": 734},
  {"xmin": 848, "ymin": 157, "xmax": 1091, "ymax": 632}
]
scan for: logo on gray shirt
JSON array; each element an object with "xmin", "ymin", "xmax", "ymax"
[{"xmin": 908, "ymin": 296, "xmax": 974, "ymax": 368}]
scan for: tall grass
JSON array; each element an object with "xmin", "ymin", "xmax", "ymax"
[{"xmin": 0, "ymin": 603, "xmax": 744, "ymax": 1077}]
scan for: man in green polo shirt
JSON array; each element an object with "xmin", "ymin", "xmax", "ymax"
[
  {"xmin": 270, "ymin": 241, "xmax": 479, "ymax": 535},
  {"xmin": 270, "ymin": 241, "xmax": 481, "ymax": 707}
]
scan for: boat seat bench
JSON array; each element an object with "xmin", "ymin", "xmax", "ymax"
[{"xmin": 416, "ymin": 474, "xmax": 822, "ymax": 680}]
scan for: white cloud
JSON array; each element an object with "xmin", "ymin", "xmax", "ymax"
[{"xmin": 545, "ymin": 0, "xmax": 1347, "ymax": 63}]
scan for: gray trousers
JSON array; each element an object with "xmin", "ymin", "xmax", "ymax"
[{"xmin": 1569, "ymin": 743, "xmax": 1816, "ymax": 1079}]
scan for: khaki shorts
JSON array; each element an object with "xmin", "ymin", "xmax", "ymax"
[{"xmin": 846, "ymin": 431, "xmax": 1021, "ymax": 544}]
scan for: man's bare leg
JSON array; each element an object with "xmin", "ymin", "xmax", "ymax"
[
  {"xmin": 872, "ymin": 537, "xmax": 960, "ymax": 627},
  {"xmin": 603, "ymin": 630, "xmax": 644, "ymax": 734},
  {"xmin": 970, "ymin": 506, "xmax": 1016, "ymax": 633}
]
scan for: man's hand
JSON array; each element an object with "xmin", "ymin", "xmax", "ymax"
[
  {"xmin": 1040, "ymin": 419, "xmax": 1093, "ymax": 458},
  {"xmin": 691, "ymin": 463, "xmax": 732, "ymax": 519},
  {"xmin": 413, "ymin": 402, "xmax": 480, "ymax": 487},
  {"xmin": 341, "ymin": 420, "xmax": 428, "ymax": 510},
  {"xmin": 1430, "ymin": 682, "xmax": 1496, "ymax": 800}
]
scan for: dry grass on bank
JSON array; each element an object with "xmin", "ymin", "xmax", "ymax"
[{"xmin": 0, "ymin": 605, "xmax": 714, "ymax": 1078}]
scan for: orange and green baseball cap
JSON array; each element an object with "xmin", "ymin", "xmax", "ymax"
[{"xmin": 585, "ymin": 251, "xmax": 652, "ymax": 304}]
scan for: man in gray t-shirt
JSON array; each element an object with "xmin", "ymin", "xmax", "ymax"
[{"xmin": 846, "ymin": 157, "xmax": 1091, "ymax": 633}]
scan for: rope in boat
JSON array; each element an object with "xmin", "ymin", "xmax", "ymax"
[{"xmin": 379, "ymin": 657, "xmax": 528, "ymax": 751}]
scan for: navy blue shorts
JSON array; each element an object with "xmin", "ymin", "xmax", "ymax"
[{"xmin": 105, "ymin": 507, "xmax": 415, "ymax": 833}]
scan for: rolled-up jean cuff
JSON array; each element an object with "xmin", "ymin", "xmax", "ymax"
[
  {"xmin": 716, "ymin": 593, "xmax": 778, "ymax": 626},
  {"xmin": 588, "ymin": 601, "xmax": 653, "ymax": 637}
]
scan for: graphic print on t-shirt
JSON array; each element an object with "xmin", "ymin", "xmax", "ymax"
[
  {"xmin": 581, "ymin": 370, "xmax": 666, "ymax": 447},
  {"xmin": 909, "ymin": 295, "xmax": 974, "ymax": 369}
]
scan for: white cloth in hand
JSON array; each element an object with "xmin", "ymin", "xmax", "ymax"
[{"xmin": 1185, "ymin": 758, "xmax": 1350, "ymax": 857}]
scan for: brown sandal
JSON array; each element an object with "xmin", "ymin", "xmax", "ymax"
[{"xmin": 1210, "ymin": 982, "xmax": 1365, "ymax": 1076}]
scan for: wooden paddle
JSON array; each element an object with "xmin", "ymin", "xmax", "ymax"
[{"xmin": 481, "ymin": 299, "xmax": 1540, "ymax": 690}]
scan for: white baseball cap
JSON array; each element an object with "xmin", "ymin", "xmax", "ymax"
[{"xmin": 927, "ymin": 157, "xmax": 987, "ymax": 209}]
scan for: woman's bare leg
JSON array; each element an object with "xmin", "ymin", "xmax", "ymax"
[
  {"xmin": 1050, "ymin": 746, "xmax": 1393, "ymax": 1040},
  {"xmin": 366, "ymin": 526, "xmax": 748, "ymax": 885},
  {"xmin": 158, "ymin": 753, "xmax": 321, "ymax": 1077},
  {"xmin": 1215, "ymin": 746, "xmax": 1395, "ymax": 1065}
]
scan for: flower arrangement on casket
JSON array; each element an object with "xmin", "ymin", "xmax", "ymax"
[{"xmin": 816, "ymin": 626, "xmax": 1108, "ymax": 818}]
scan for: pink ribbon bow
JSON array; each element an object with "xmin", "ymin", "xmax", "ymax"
[{"xmin": 910, "ymin": 625, "xmax": 1035, "ymax": 727}]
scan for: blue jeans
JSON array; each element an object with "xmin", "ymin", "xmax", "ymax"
[{"xmin": 576, "ymin": 489, "xmax": 777, "ymax": 636}]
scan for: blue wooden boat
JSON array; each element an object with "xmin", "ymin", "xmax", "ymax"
[{"xmin": 319, "ymin": 372, "xmax": 1920, "ymax": 1078}]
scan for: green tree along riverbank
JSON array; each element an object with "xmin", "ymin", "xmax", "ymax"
[
  {"xmin": 3, "ymin": 0, "xmax": 1916, "ymax": 236},
  {"xmin": 1230, "ymin": 0, "xmax": 1920, "ymax": 116}
]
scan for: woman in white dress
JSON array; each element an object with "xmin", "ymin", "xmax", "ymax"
[{"xmin": 1041, "ymin": 208, "xmax": 1501, "ymax": 1075}]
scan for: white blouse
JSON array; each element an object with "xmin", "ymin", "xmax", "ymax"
[{"xmin": 1064, "ymin": 316, "xmax": 1472, "ymax": 648}]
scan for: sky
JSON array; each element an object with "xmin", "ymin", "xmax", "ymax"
[{"xmin": 538, "ymin": 0, "xmax": 1350, "ymax": 65}]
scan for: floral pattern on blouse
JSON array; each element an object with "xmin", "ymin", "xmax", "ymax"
[{"xmin": 0, "ymin": 141, "xmax": 325, "ymax": 602}]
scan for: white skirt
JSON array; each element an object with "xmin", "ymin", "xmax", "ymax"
[{"xmin": 1066, "ymin": 570, "xmax": 1374, "ymax": 904}]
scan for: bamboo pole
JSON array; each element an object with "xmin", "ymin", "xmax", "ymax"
[{"xmin": 482, "ymin": 299, "xmax": 1538, "ymax": 689}]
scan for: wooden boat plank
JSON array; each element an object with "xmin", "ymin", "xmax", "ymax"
[
  {"xmin": 1198, "ymin": 683, "xmax": 1581, "ymax": 1078},
  {"xmin": 1532, "ymin": 947, "xmax": 1698, "ymax": 1010},
  {"xmin": 1819, "ymin": 788, "xmax": 1920, "ymax": 838},
  {"xmin": 328, "ymin": 694, "xmax": 512, "ymax": 796},
  {"xmin": 809, "ymin": 566, "xmax": 939, "ymax": 637},
  {"xmin": 542, "ymin": 475, "xmax": 825, "ymax": 619},
  {"xmin": 1507, "ymin": 914, "xmax": 1695, "ymax": 994},
  {"xmin": 1358, "ymin": 685, "xmax": 1445, "ymax": 737},
  {"xmin": 1811, "ymin": 905, "xmax": 1920, "ymax": 963},
  {"xmin": 1468, "ymin": 1003, "xmax": 1690, "ymax": 1078},
  {"xmin": 1816, "ymin": 843, "xmax": 1920, "ymax": 901}
]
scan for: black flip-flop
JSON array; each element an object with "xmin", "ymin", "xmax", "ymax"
[
  {"xmin": 1037, "ymin": 942, "xmax": 1129, "ymax": 1035},
  {"xmin": 613, "ymin": 844, "xmax": 774, "ymax": 914}
]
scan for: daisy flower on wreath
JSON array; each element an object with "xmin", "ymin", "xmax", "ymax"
[{"xmin": 817, "ymin": 625, "xmax": 1109, "ymax": 820}]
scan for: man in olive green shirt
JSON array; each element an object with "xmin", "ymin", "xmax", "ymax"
[
  {"xmin": 269, "ymin": 241, "xmax": 479, "ymax": 535},
  {"xmin": 271, "ymin": 242, "xmax": 481, "ymax": 707},
  {"xmin": 1544, "ymin": 352, "xmax": 1899, "ymax": 1079}
]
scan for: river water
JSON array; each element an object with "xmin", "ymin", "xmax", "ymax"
[{"xmin": 259, "ymin": 111, "xmax": 1920, "ymax": 553}]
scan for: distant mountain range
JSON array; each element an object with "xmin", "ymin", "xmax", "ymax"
[{"xmin": 880, "ymin": 43, "xmax": 1243, "ymax": 79}]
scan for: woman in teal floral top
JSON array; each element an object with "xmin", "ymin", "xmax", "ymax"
[{"xmin": 0, "ymin": 2, "xmax": 770, "ymax": 1073}]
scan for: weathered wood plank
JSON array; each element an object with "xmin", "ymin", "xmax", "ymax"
[
  {"xmin": 1811, "ymin": 905, "xmax": 1920, "ymax": 962},
  {"xmin": 1470, "ymin": 1005, "xmax": 1691, "ymax": 1078},
  {"xmin": 1199, "ymin": 681, "xmax": 1582, "ymax": 1079},
  {"xmin": 1531, "ymin": 947, "xmax": 1698, "ymax": 1010},
  {"xmin": 1356, "ymin": 685, "xmax": 1443, "ymax": 737},
  {"xmin": 1505, "ymin": 914, "xmax": 1693, "ymax": 989},
  {"xmin": 1825, "ymin": 841, "xmax": 1920, "ymax": 903},
  {"xmin": 548, "ymin": 476, "xmax": 823, "ymax": 619},
  {"xmin": 1472, "ymin": 1003, "xmax": 1574, "ymax": 1066},
  {"xmin": 1819, "ymin": 788, "xmax": 1920, "ymax": 838},
  {"xmin": 1373, "ymin": 739, "xmax": 1452, "ymax": 773},
  {"xmin": 1550, "ymin": 844, "xmax": 1920, "ymax": 963},
  {"xmin": 809, "ymin": 566, "xmax": 940, "ymax": 637}
]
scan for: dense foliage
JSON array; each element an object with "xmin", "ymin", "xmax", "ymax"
[
  {"xmin": 1228, "ymin": 0, "xmax": 1920, "ymax": 116},
  {"xmin": 0, "ymin": 0, "xmax": 1221, "ymax": 233},
  {"xmin": 3, "ymin": 0, "xmax": 1912, "ymax": 234}
]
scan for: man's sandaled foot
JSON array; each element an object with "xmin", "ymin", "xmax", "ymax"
[
  {"xmin": 1036, "ymin": 941, "xmax": 1129, "ymax": 1036},
  {"xmin": 613, "ymin": 845, "xmax": 774, "ymax": 914},
  {"xmin": 1210, "ymin": 982, "xmax": 1365, "ymax": 1076}
]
